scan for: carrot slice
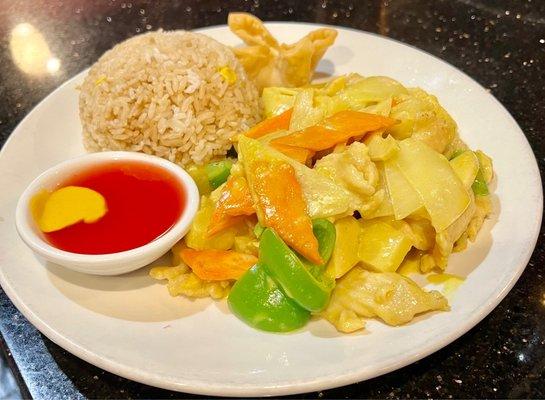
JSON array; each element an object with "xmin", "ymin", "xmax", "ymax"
[
  {"xmin": 207, "ymin": 215, "xmax": 248, "ymax": 237},
  {"xmin": 213, "ymin": 176, "xmax": 254, "ymax": 217},
  {"xmin": 181, "ymin": 248, "xmax": 257, "ymax": 280},
  {"xmin": 245, "ymin": 108, "xmax": 293, "ymax": 139},
  {"xmin": 271, "ymin": 110, "xmax": 397, "ymax": 151},
  {"xmin": 271, "ymin": 125, "xmax": 342, "ymax": 152},
  {"xmin": 208, "ymin": 176, "xmax": 255, "ymax": 236},
  {"xmin": 270, "ymin": 143, "xmax": 315, "ymax": 164},
  {"xmin": 248, "ymin": 160, "xmax": 323, "ymax": 265}
]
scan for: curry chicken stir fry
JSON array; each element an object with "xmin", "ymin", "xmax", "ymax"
[{"xmin": 151, "ymin": 14, "xmax": 494, "ymax": 333}]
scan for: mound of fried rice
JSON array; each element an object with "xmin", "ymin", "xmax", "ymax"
[{"xmin": 79, "ymin": 31, "xmax": 261, "ymax": 166}]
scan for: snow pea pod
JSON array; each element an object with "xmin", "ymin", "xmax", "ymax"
[
  {"xmin": 228, "ymin": 263, "xmax": 310, "ymax": 332},
  {"xmin": 259, "ymin": 226, "xmax": 333, "ymax": 312}
]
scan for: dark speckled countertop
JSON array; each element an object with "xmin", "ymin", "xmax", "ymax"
[{"xmin": 1, "ymin": 0, "xmax": 544, "ymax": 398}]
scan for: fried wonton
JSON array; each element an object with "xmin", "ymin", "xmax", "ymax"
[{"xmin": 228, "ymin": 12, "xmax": 337, "ymax": 90}]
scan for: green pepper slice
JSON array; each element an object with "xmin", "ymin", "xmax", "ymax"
[
  {"xmin": 206, "ymin": 159, "xmax": 233, "ymax": 190},
  {"xmin": 472, "ymin": 168, "xmax": 489, "ymax": 196},
  {"xmin": 311, "ymin": 219, "xmax": 336, "ymax": 265},
  {"xmin": 259, "ymin": 228, "xmax": 332, "ymax": 312},
  {"xmin": 228, "ymin": 264, "xmax": 310, "ymax": 332},
  {"xmin": 303, "ymin": 219, "xmax": 336, "ymax": 293},
  {"xmin": 451, "ymin": 150, "xmax": 490, "ymax": 196}
]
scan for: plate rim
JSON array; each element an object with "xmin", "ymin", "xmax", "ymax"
[{"xmin": 0, "ymin": 22, "xmax": 542, "ymax": 396}]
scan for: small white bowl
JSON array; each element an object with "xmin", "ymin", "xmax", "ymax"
[{"xmin": 15, "ymin": 151, "xmax": 199, "ymax": 275}]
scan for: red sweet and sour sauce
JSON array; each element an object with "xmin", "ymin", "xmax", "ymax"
[{"xmin": 43, "ymin": 160, "xmax": 186, "ymax": 254}]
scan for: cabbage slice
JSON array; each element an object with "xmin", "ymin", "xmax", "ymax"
[
  {"xmin": 384, "ymin": 158, "xmax": 423, "ymax": 220},
  {"xmin": 289, "ymin": 89, "xmax": 325, "ymax": 131},
  {"xmin": 395, "ymin": 138, "xmax": 470, "ymax": 231},
  {"xmin": 337, "ymin": 75, "xmax": 408, "ymax": 109},
  {"xmin": 261, "ymin": 87, "xmax": 299, "ymax": 118}
]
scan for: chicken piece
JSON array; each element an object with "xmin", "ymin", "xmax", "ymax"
[
  {"xmin": 322, "ymin": 266, "xmax": 449, "ymax": 333},
  {"xmin": 387, "ymin": 88, "xmax": 457, "ymax": 154},
  {"xmin": 453, "ymin": 194, "xmax": 492, "ymax": 252},
  {"xmin": 150, "ymin": 265, "xmax": 232, "ymax": 299},
  {"xmin": 228, "ymin": 13, "xmax": 337, "ymax": 90},
  {"xmin": 314, "ymin": 142, "xmax": 383, "ymax": 217},
  {"xmin": 466, "ymin": 195, "xmax": 492, "ymax": 241}
]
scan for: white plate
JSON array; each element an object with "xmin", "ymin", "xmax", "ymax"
[{"xmin": 0, "ymin": 23, "xmax": 542, "ymax": 396}]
